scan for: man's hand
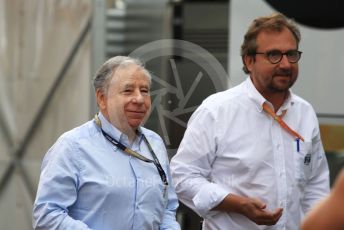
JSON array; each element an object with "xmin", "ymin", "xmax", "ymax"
[
  {"xmin": 240, "ymin": 197, "xmax": 283, "ymax": 225},
  {"xmin": 214, "ymin": 194, "xmax": 283, "ymax": 225}
]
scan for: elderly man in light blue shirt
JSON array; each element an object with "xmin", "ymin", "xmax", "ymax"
[{"xmin": 33, "ymin": 56, "xmax": 180, "ymax": 230}]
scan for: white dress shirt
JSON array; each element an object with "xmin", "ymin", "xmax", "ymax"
[{"xmin": 171, "ymin": 78, "xmax": 329, "ymax": 230}]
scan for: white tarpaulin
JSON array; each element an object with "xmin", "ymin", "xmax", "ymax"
[{"xmin": 0, "ymin": 1, "xmax": 91, "ymax": 229}]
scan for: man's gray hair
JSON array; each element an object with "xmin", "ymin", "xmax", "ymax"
[{"xmin": 93, "ymin": 56, "xmax": 151, "ymax": 94}]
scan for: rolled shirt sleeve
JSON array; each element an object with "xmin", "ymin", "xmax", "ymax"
[{"xmin": 171, "ymin": 106, "xmax": 229, "ymax": 217}]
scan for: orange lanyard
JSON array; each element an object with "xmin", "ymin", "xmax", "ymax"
[{"xmin": 262, "ymin": 103, "xmax": 304, "ymax": 142}]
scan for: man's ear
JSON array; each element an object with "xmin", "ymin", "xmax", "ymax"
[
  {"xmin": 96, "ymin": 89, "xmax": 106, "ymax": 111},
  {"xmin": 243, "ymin": 55, "xmax": 254, "ymax": 72}
]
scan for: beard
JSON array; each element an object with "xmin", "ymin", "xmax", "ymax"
[{"xmin": 268, "ymin": 69, "xmax": 297, "ymax": 92}]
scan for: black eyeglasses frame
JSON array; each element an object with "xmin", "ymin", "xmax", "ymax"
[{"xmin": 254, "ymin": 50, "xmax": 302, "ymax": 64}]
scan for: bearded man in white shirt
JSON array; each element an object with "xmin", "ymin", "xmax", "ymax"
[{"xmin": 170, "ymin": 13, "xmax": 329, "ymax": 230}]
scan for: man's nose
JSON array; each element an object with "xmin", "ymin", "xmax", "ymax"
[
  {"xmin": 278, "ymin": 54, "xmax": 292, "ymax": 68},
  {"xmin": 132, "ymin": 90, "xmax": 144, "ymax": 103}
]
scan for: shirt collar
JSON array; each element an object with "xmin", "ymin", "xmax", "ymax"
[
  {"xmin": 246, "ymin": 77, "xmax": 267, "ymax": 112},
  {"xmin": 279, "ymin": 92, "xmax": 294, "ymax": 112},
  {"xmin": 245, "ymin": 77, "xmax": 295, "ymax": 115},
  {"xmin": 96, "ymin": 112, "xmax": 144, "ymax": 147}
]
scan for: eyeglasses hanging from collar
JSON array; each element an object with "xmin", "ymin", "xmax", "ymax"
[{"xmin": 94, "ymin": 113, "xmax": 168, "ymax": 186}]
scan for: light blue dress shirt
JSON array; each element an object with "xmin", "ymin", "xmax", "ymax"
[{"xmin": 33, "ymin": 112, "xmax": 180, "ymax": 230}]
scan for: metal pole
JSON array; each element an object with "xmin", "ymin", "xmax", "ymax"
[{"xmin": 90, "ymin": 0, "xmax": 106, "ymax": 116}]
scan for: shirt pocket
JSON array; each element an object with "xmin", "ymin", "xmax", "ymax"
[{"xmin": 294, "ymin": 140, "xmax": 313, "ymax": 184}]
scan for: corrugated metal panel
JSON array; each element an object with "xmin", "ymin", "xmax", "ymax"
[{"xmin": 105, "ymin": 1, "xmax": 168, "ymax": 57}]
